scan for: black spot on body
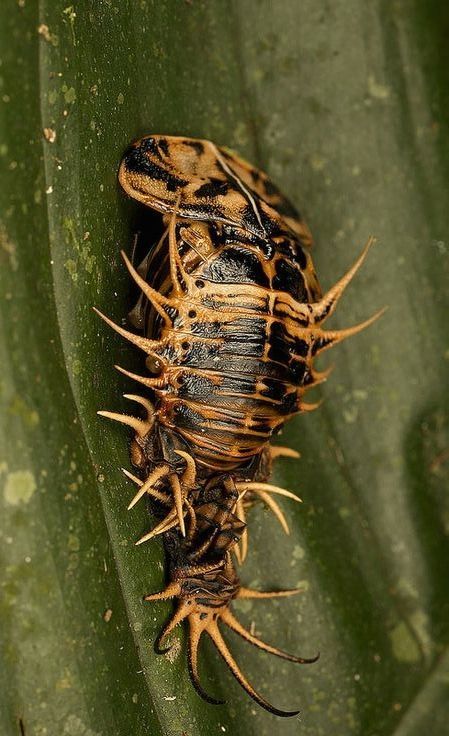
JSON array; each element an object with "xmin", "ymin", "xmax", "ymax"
[
  {"xmin": 268, "ymin": 343, "xmax": 290, "ymax": 364},
  {"xmin": 272, "ymin": 258, "xmax": 307, "ymax": 301},
  {"xmin": 263, "ymin": 180, "xmax": 301, "ymax": 221},
  {"xmin": 263, "ymin": 178, "xmax": 282, "ymax": 198},
  {"xmin": 158, "ymin": 138, "xmax": 169, "ymax": 156},
  {"xmin": 267, "ymin": 321, "xmax": 307, "ymax": 370},
  {"xmin": 259, "ymin": 378, "xmax": 287, "ymax": 401},
  {"xmin": 269, "ymin": 321, "xmax": 292, "ymax": 351},
  {"xmin": 184, "ymin": 140, "xmax": 205, "ymax": 155},
  {"xmin": 202, "ymin": 247, "xmax": 269, "ymax": 286},
  {"xmin": 290, "ymin": 359, "xmax": 306, "ymax": 384},
  {"xmin": 293, "ymin": 338, "xmax": 309, "ymax": 358},
  {"xmin": 195, "ymin": 178, "xmax": 230, "ymax": 199},
  {"xmin": 280, "ymin": 392, "xmax": 297, "ymax": 414}
]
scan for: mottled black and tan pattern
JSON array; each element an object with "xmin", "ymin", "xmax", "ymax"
[
  {"xmin": 95, "ymin": 135, "xmax": 382, "ymax": 716},
  {"xmin": 118, "ymin": 134, "xmax": 314, "ymax": 245}
]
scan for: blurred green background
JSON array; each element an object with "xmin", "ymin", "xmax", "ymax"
[{"xmin": 1, "ymin": 1, "xmax": 448, "ymax": 735}]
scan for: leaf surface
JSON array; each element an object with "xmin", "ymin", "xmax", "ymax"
[{"xmin": 1, "ymin": 2, "xmax": 448, "ymax": 734}]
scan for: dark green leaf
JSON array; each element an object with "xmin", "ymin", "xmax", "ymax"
[{"xmin": 1, "ymin": 2, "xmax": 448, "ymax": 734}]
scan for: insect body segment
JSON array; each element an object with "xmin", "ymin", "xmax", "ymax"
[{"xmin": 96, "ymin": 135, "xmax": 380, "ymax": 716}]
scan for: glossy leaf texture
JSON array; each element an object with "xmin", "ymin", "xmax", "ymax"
[{"xmin": 1, "ymin": 2, "xmax": 448, "ymax": 735}]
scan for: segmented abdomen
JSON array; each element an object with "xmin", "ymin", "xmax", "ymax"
[{"xmin": 145, "ymin": 229, "xmax": 321, "ymax": 469}]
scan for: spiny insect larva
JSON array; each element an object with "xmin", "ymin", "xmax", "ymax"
[{"xmin": 95, "ymin": 135, "xmax": 382, "ymax": 716}]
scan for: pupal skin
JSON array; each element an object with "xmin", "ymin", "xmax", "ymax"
[{"xmin": 96, "ymin": 134, "xmax": 382, "ymax": 716}]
